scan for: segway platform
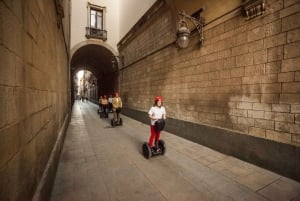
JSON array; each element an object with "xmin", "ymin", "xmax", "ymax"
[
  {"xmin": 111, "ymin": 118, "xmax": 122, "ymax": 127},
  {"xmin": 142, "ymin": 140, "xmax": 166, "ymax": 159}
]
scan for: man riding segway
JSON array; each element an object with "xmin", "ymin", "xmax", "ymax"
[{"xmin": 111, "ymin": 92, "xmax": 123, "ymax": 127}]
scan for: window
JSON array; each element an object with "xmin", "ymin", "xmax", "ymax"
[
  {"xmin": 90, "ymin": 9, "xmax": 103, "ymax": 30},
  {"xmin": 86, "ymin": 3, "xmax": 107, "ymax": 40}
]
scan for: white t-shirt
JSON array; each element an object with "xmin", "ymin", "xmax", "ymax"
[{"xmin": 148, "ymin": 106, "xmax": 166, "ymax": 125}]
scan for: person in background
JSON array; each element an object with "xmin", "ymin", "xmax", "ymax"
[
  {"xmin": 101, "ymin": 95, "xmax": 109, "ymax": 117},
  {"xmin": 112, "ymin": 92, "xmax": 122, "ymax": 122},
  {"xmin": 98, "ymin": 96, "xmax": 103, "ymax": 113},
  {"xmin": 108, "ymin": 94, "xmax": 113, "ymax": 113}
]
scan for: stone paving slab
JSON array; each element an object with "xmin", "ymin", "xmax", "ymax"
[{"xmin": 50, "ymin": 102, "xmax": 300, "ymax": 201}]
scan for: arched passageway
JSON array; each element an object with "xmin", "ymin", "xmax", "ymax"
[{"xmin": 70, "ymin": 42, "xmax": 120, "ymax": 104}]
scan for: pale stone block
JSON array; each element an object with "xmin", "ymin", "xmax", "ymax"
[
  {"xmin": 265, "ymin": 33, "xmax": 286, "ymax": 49},
  {"xmin": 236, "ymin": 32, "xmax": 248, "ymax": 46},
  {"xmin": 272, "ymin": 104, "xmax": 290, "ymax": 112},
  {"xmin": 280, "ymin": 93, "xmax": 300, "ymax": 104},
  {"xmin": 238, "ymin": 116, "xmax": 254, "ymax": 126},
  {"xmin": 253, "ymin": 49, "xmax": 268, "ymax": 64},
  {"xmin": 249, "ymin": 127, "xmax": 266, "ymax": 138},
  {"xmin": 267, "ymin": 46, "xmax": 284, "ymax": 62},
  {"xmin": 237, "ymin": 102, "xmax": 253, "ymax": 110},
  {"xmin": 230, "ymin": 67, "xmax": 245, "ymax": 78},
  {"xmin": 282, "ymin": 82, "xmax": 300, "ymax": 93},
  {"xmin": 248, "ymin": 26, "xmax": 265, "ymax": 42},
  {"xmin": 266, "ymin": 130, "xmax": 292, "ymax": 144},
  {"xmin": 255, "ymin": 119, "xmax": 275, "ymax": 129},
  {"xmin": 280, "ymin": 2, "xmax": 300, "ymax": 18},
  {"xmin": 219, "ymin": 69, "xmax": 231, "ymax": 79},
  {"xmin": 284, "ymin": 41, "xmax": 300, "ymax": 59},
  {"xmin": 242, "ymin": 75, "xmax": 261, "ymax": 84},
  {"xmin": 265, "ymin": 20, "xmax": 281, "ymax": 37},
  {"xmin": 275, "ymin": 121, "xmax": 291, "ymax": 132},
  {"xmin": 261, "ymin": 74, "xmax": 278, "ymax": 83},
  {"xmin": 292, "ymin": 134, "xmax": 300, "ymax": 144},
  {"xmin": 253, "ymin": 103, "xmax": 272, "ymax": 111},
  {"xmin": 284, "ymin": 0, "xmax": 300, "ymax": 7},
  {"xmin": 241, "ymin": 94, "xmax": 261, "ymax": 102},
  {"xmin": 295, "ymin": 114, "xmax": 300, "ymax": 124},
  {"xmin": 232, "ymin": 108, "xmax": 248, "ymax": 117},
  {"xmin": 281, "ymin": 57, "xmax": 300, "ymax": 72},
  {"xmin": 295, "ymin": 71, "xmax": 300, "ymax": 81},
  {"xmin": 287, "ymin": 28, "xmax": 300, "ymax": 43},
  {"xmin": 236, "ymin": 53, "xmax": 254, "ymax": 67},
  {"xmin": 275, "ymin": 112, "xmax": 295, "ymax": 123},
  {"xmin": 245, "ymin": 64, "xmax": 265, "ymax": 76},
  {"xmin": 266, "ymin": 61, "xmax": 281, "ymax": 74},
  {"xmin": 232, "ymin": 44, "xmax": 248, "ymax": 56},
  {"xmin": 223, "ymin": 57, "xmax": 235, "ymax": 69},
  {"xmin": 291, "ymin": 123, "xmax": 300, "ymax": 134},
  {"xmin": 265, "ymin": 111, "xmax": 276, "ymax": 120},
  {"xmin": 249, "ymin": 39, "xmax": 264, "ymax": 52},
  {"xmin": 248, "ymin": 110, "xmax": 264, "ymax": 119},
  {"xmin": 261, "ymin": 83, "xmax": 281, "ymax": 93},
  {"xmin": 282, "ymin": 12, "xmax": 300, "ymax": 32},
  {"xmin": 278, "ymin": 72, "xmax": 294, "ymax": 82},
  {"xmin": 291, "ymin": 104, "xmax": 300, "ymax": 113},
  {"xmin": 261, "ymin": 94, "xmax": 280, "ymax": 104}
]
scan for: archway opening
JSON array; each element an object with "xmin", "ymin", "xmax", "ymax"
[{"xmin": 70, "ymin": 44, "xmax": 120, "ymax": 104}]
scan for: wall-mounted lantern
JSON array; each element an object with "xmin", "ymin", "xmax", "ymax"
[
  {"xmin": 111, "ymin": 55, "xmax": 124, "ymax": 69},
  {"xmin": 177, "ymin": 10, "xmax": 205, "ymax": 49}
]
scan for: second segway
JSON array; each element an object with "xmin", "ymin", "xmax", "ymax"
[{"xmin": 111, "ymin": 108, "xmax": 122, "ymax": 127}]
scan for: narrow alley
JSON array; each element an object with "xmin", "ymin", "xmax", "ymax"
[{"xmin": 50, "ymin": 101, "xmax": 300, "ymax": 201}]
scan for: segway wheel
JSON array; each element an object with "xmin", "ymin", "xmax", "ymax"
[
  {"xmin": 119, "ymin": 118, "xmax": 123, "ymax": 125},
  {"xmin": 142, "ymin": 143, "xmax": 152, "ymax": 159},
  {"xmin": 158, "ymin": 140, "xmax": 166, "ymax": 155},
  {"xmin": 111, "ymin": 119, "xmax": 115, "ymax": 127}
]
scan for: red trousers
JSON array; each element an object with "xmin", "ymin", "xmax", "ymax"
[{"xmin": 148, "ymin": 125, "xmax": 160, "ymax": 147}]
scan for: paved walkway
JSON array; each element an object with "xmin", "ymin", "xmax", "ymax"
[{"xmin": 50, "ymin": 101, "xmax": 300, "ymax": 201}]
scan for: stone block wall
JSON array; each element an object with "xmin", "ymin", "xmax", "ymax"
[
  {"xmin": 120, "ymin": 0, "xmax": 300, "ymax": 147},
  {"xmin": 0, "ymin": 1, "xmax": 70, "ymax": 200},
  {"xmin": 120, "ymin": 0, "xmax": 300, "ymax": 180}
]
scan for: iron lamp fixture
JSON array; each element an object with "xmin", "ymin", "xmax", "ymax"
[
  {"xmin": 177, "ymin": 10, "xmax": 205, "ymax": 49},
  {"xmin": 111, "ymin": 55, "xmax": 124, "ymax": 68}
]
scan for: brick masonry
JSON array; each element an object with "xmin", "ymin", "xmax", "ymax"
[
  {"xmin": 0, "ymin": 1, "xmax": 70, "ymax": 201},
  {"xmin": 119, "ymin": 0, "xmax": 300, "ymax": 180}
]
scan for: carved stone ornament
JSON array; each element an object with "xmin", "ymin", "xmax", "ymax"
[{"xmin": 242, "ymin": 0, "xmax": 265, "ymax": 20}]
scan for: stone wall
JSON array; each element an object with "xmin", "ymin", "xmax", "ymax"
[
  {"xmin": 119, "ymin": 0, "xmax": 300, "ymax": 180},
  {"xmin": 0, "ymin": 1, "xmax": 70, "ymax": 200}
]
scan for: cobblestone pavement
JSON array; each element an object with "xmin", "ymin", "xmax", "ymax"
[{"xmin": 50, "ymin": 101, "xmax": 300, "ymax": 201}]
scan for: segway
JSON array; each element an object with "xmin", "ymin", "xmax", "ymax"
[
  {"xmin": 111, "ymin": 108, "xmax": 122, "ymax": 127},
  {"xmin": 142, "ymin": 119, "xmax": 166, "ymax": 159},
  {"xmin": 100, "ymin": 106, "xmax": 109, "ymax": 118}
]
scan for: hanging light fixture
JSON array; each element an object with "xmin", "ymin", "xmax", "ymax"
[
  {"xmin": 177, "ymin": 19, "xmax": 191, "ymax": 49},
  {"xmin": 177, "ymin": 10, "xmax": 205, "ymax": 49}
]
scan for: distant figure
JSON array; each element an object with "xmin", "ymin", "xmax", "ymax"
[{"xmin": 112, "ymin": 92, "xmax": 122, "ymax": 122}]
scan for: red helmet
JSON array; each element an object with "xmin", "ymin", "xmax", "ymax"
[{"xmin": 155, "ymin": 96, "xmax": 163, "ymax": 101}]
